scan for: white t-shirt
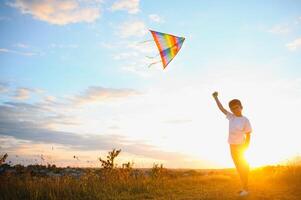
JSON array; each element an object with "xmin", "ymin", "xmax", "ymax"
[{"xmin": 226, "ymin": 112, "xmax": 252, "ymax": 144}]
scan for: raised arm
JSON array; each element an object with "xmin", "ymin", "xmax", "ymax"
[{"xmin": 212, "ymin": 91, "xmax": 228, "ymax": 115}]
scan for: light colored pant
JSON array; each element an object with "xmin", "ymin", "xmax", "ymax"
[{"xmin": 230, "ymin": 144, "xmax": 249, "ymax": 190}]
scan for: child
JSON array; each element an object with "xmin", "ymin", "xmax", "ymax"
[{"xmin": 212, "ymin": 91, "xmax": 252, "ymax": 196}]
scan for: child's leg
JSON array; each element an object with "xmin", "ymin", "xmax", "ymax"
[
  {"xmin": 230, "ymin": 145, "xmax": 250, "ymax": 190},
  {"xmin": 240, "ymin": 150, "xmax": 250, "ymax": 190}
]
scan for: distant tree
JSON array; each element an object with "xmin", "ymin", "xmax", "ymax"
[
  {"xmin": 151, "ymin": 163, "xmax": 165, "ymax": 178},
  {"xmin": 98, "ymin": 149, "xmax": 121, "ymax": 169},
  {"xmin": 122, "ymin": 161, "xmax": 134, "ymax": 169},
  {"xmin": 0, "ymin": 153, "xmax": 8, "ymax": 165}
]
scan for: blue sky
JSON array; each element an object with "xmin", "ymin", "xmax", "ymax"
[{"xmin": 0, "ymin": 0, "xmax": 301, "ymax": 168}]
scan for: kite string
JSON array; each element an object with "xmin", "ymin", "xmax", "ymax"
[
  {"xmin": 137, "ymin": 39, "xmax": 161, "ymax": 59},
  {"xmin": 148, "ymin": 60, "xmax": 161, "ymax": 68}
]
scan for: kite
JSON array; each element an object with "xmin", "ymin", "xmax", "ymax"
[{"xmin": 149, "ymin": 30, "xmax": 185, "ymax": 69}]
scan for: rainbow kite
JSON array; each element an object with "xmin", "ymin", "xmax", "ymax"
[{"xmin": 150, "ymin": 30, "xmax": 185, "ymax": 69}]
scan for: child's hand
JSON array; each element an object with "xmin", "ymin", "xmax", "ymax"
[{"xmin": 212, "ymin": 91, "xmax": 218, "ymax": 98}]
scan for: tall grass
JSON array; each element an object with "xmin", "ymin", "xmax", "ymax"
[
  {"xmin": 1, "ymin": 165, "xmax": 301, "ymax": 200},
  {"xmin": 1, "ymin": 150, "xmax": 301, "ymax": 200}
]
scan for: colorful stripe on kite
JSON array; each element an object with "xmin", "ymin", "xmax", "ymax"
[{"xmin": 150, "ymin": 30, "xmax": 185, "ymax": 69}]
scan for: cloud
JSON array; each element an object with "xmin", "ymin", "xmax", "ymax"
[
  {"xmin": 8, "ymin": 0, "xmax": 101, "ymax": 25},
  {"xmin": 13, "ymin": 88, "xmax": 31, "ymax": 100},
  {"xmin": 0, "ymin": 84, "xmax": 219, "ymax": 167},
  {"xmin": 113, "ymin": 52, "xmax": 138, "ymax": 60},
  {"xmin": 2, "ymin": 101, "xmax": 52, "ymax": 122},
  {"xmin": 12, "ymin": 87, "xmax": 44, "ymax": 100},
  {"xmin": 117, "ymin": 20, "xmax": 148, "ymax": 38},
  {"xmin": 148, "ymin": 14, "xmax": 164, "ymax": 23},
  {"xmin": 71, "ymin": 86, "xmax": 141, "ymax": 105},
  {"xmin": 0, "ymin": 102, "xmax": 196, "ymax": 164},
  {"xmin": 100, "ymin": 39, "xmax": 159, "ymax": 77},
  {"xmin": 0, "ymin": 119, "xmax": 117, "ymax": 151},
  {"xmin": 0, "ymin": 48, "xmax": 36, "ymax": 56},
  {"xmin": 1, "ymin": 101, "xmax": 80, "ymax": 132},
  {"xmin": 14, "ymin": 43, "xmax": 29, "ymax": 48},
  {"xmin": 0, "ymin": 82, "xmax": 9, "ymax": 93},
  {"xmin": 267, "ymin": 24, "xmax": 291, "ymax": 34},
  {"xmin": 108, "ymin": 20, "xmax": 159, "ymax": 75},
  {"xmin": 106, "ymin": 40, "xmax": 159, "ymax": 76},
  {"xmin": 43, "ymin": 95, "xmax": 57, "ymax": 103},
  {"xmin": 286, "ymin": 38, "xmax": 301, "ymax": 51},
  {"xmin": 126, "ymin": 41, "xmax": 156, "ymax": 54},
  {"xmin": 111, "ymin": 0, "xmax": 139, "ymax": 14}
]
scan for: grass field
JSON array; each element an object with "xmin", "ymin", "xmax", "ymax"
[{"xmin": 1, "ymin": 165, "xmax": 300, "ymax": 200}]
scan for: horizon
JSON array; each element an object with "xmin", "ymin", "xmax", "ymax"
[{"xmin": 1, "ymin": 0, "xmax": 301, "ymax": 169}]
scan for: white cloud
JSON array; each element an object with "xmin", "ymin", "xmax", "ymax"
[
  {"xmin": 286, "ymin": 38, "xmax": 301, "ymax": 51},
  {"xmin": 117, "ymin": 20, "xmax": 148, "ymax": 38},
  {"xmin": 295, "ymin": 17, "xmax": 301, "ymax": 24},
  {"xmin": 268, "ymin": 24, "xmax": 290, "ymax": 34},
  {"xmin": 12, "ymin": 87, "xmax": 45, "ymax": 100},
  {"xmin": 126, "ymin": 41, "xmax": 156, "ymax": 54},
  {"xmin": 44, "ymin": 95, "xmax": 56, "ymax": 101},
  {"xmin": 100, "ymin": 40, "xmax": 159, "ymax": 76},
  {"xmin": 9, "ymin": 0, "xmax": 101, "ymax": 25},
  {"xmin": 111, "ymin": 0, "xmax": 139, "ymax": 14},
  {"xmin": 0, "ymin": 82, "xmax": 9, "ymax": 93},
  {"xmin": 0, "ymin": 48, "xmax": 10, "ymax": 53},
  {"xmin": 71, "ymin": 86, "xmax": 141, "ymax": 105},
  {"xmin": 14, "ymin": 43, "xmax": 29, "ymax": 48},
  {"xmin": 148, "ymin": 14, "xmax": 164, "ymax": 23},
  {"xmin": 0, "ymin": 48, "xmax": 36, "ymax": 56},
  {"xmin": 118, "ymin": 50, "xmax": 162, "ymax": 77},
  {"xmin": 121, "ymin": 60, "xmax": 155, "ymax": 77},
  {"xmin": 113, "ymin": 52, "xmax": 138, "ymax": 60},
  {"xmin": 13, "ymin": 88, "xmax": 31, "ymax": 100}
]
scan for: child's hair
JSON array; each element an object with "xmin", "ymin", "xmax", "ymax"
[{"xmin": 229, "ymin": 99, "xmax": 242, "ymax": 109}]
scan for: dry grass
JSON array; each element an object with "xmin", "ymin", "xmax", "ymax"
[{"xmin": 0, "ymin": 165, "xmax": 301, "ymax": 200}]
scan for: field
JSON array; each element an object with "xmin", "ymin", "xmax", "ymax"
[{"xmin": 1, "ymin": 165, "xmax": 301, "ymax": 200}]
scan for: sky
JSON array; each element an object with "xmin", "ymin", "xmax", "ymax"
[{"xmin": 0, "ymin": 0, "xmax": 301, "ymax": 169}]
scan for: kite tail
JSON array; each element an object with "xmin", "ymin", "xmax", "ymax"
[
  {"xmin": 145, "ymin": 53, "xmax": 160, "ymax": 59},
  {"xmin": 148, "ymin": 60, "xmax": 161, "ymax": 68}
]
